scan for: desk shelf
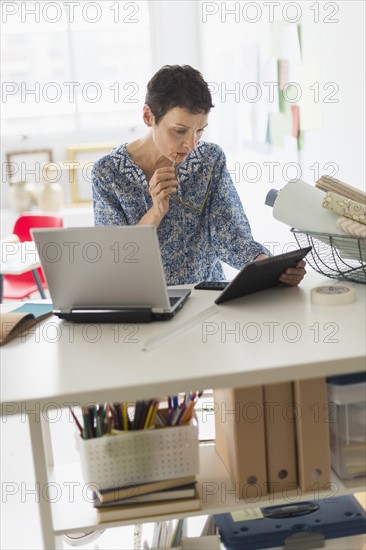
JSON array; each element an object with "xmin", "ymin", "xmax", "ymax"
[{"xmin": 50, "ymin": 444, "xmax": 366, "ymax": 536}]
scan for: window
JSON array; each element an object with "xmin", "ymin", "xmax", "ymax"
[{"xmin": 1, "ymin": 1, "xmax": 153, "ymax": 136}]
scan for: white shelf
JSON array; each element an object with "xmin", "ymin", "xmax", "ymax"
[{"xmin": 50, "ymin": 444, "xmax": 366, "ymax": 535}]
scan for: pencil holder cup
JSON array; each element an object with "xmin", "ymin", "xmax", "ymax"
[{"xmin": 77, "ymin": 417, "xmax": 199, "ymax": 491}]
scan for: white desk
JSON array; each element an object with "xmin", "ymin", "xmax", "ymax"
[
  {"xmin": 1, "ymin": 272, "xmax": 365, "ymax": 548},
  {"xmin": 0, "ymin": 241, "xmax": 45, "ymax": 302}
]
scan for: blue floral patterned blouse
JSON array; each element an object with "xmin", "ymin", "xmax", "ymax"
[{"xmin": 92, "ymin": 141, "xmax": 269, "ymax": 285}]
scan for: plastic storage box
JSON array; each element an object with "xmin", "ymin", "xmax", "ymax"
[
  {"xmin": 77, "ymin": 419, "xmax": 199, "ymax": 490},
  {"xmin": 213, "ymin": 495, "xmax": 366, "ymax": 549},
  {"xmin": 327, "ymin": 372, "xmax": 366, "ymax": 479}
]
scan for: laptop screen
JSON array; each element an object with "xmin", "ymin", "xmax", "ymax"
[{"xmin": 31, "ymin": 226, "xmax": 173, "ymax": 313}]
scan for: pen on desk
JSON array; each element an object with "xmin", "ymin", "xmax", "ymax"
[{"xmin": 143, "ymin": 305, "xmax": 219, "ymax": 351}]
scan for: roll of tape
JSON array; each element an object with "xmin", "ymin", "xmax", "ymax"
[{"xmin": 311, "ymin": 285, "xmax": 356, "ymax": 305}]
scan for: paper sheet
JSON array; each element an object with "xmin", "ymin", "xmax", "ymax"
[{"xmin": 298, "ymin": 63, "xmax": 322, "ymax": 130}]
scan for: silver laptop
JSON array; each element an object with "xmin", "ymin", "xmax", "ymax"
[{"xmin": 31, "ymin": 226, "xmax": 191, "ymax": 322}]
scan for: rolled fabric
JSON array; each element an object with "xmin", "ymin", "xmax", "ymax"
[
  {"xmin": 316, "ymin": 175, "xmax": 366, "ymax": 204},
  {"xmin": 336, "ymin": 216, "xmax": 366, "ymax": 238},
  {"xmin": 322, "ymin": 191, "xmax": 366, "ymax": 225},
  {"xmin": 267, "ymin": 179, "xmax": 339, "ymax": 234}
]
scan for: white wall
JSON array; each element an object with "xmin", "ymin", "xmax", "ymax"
[
  {"xmin": 300, "ymin": 1, "xmax": 365, "ymax": 187},
  {"xmin": 0, "ymin": 1, "xmax": 202, "ymax": 217},
  {"xmin": 198, "ymin": 0, "xmax": 365, "ymax": 256},
  {"xmin": 148, "ymin": 1, "xmax": 201, "ymax": 69},
  {"xmin": 198, "ymin": 1, "xmax": 365, "ymax": 187}
]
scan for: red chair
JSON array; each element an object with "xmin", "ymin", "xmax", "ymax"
[{"xmin": 2, "ymin": 213, "xmax": 63, "ymax": 300}]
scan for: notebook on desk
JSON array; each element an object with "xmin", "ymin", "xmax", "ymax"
[{"xmin": 31, "ymin": 226, "xmax": 191, "ymax": 322}]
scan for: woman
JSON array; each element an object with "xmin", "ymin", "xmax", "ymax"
[{"xmin": 92, "ymin": 65, "xmax": 305, "ymax": 286}]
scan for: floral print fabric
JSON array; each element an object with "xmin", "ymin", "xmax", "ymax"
[{"xmin": 92, "ymin": 141, "xmax": 269, "ymax": 285}]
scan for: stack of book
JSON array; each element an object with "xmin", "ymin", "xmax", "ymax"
[{"xmin": 93, "ymin": 475, "xmax": 200, "ymax": 523}]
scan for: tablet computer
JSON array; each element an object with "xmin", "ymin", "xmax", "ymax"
[{"xmin": 214, "ymin": 246, "xmax": 312, "ymax": 305}]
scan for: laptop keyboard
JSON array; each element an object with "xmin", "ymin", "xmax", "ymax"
[{"xmin": 169, "ymin": 296, "xmax": 180, "ymax": 307}]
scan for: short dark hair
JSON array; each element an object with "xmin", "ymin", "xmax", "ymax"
[{"xmin": 145, "ymin": 65, "xmax": 214, "ymax": 124}]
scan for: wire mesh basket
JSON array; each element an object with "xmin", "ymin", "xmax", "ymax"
[{"xmin": 291, "ymin": 229, "xmax": 366, "ymax": 284}]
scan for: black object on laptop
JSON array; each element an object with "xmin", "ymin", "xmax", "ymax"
[
  {"xmin": 31, "ymin": 226, "xmax": 190, "ymax": 323},
  {"xmin": 213, "ymin": 246, "xmax": 311, "ymax": 305}
]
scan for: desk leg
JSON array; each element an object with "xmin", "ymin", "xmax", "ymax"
[
  {"xmin": 41, "ymin": 413, "xmax": 54, "ymax": 467},
  {"xmin": 27, "ymin": 413, "xmax": 61, "ymax": 549},
  {"xmin": 31, "ymin": 269, "xmax": 46, "ymax": 299}
]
